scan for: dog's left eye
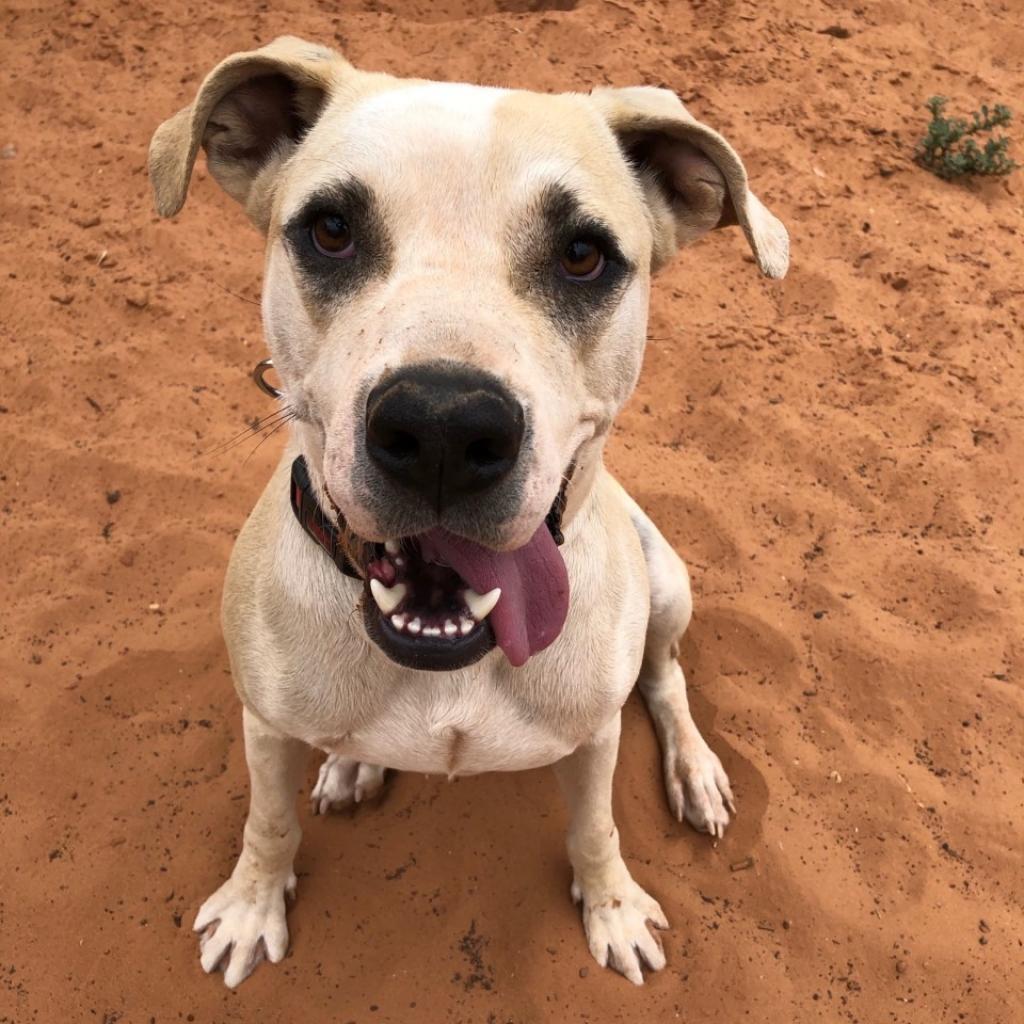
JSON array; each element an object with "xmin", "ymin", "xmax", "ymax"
[
  {"xmin": 311, "ymin": 214, "xmax": 355, "ymax": 258},
  {"xmin": 559, "ymin": 239, "xmax": 605, "ymax": 281}
]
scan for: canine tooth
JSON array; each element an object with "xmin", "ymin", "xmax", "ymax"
[
  {"xmin": 460, "ymin": 617, "xmax": 474, "ymax": 635},
  {"xmin": 423, "ymin": 626, "xmax": 441, "ymax": 637},
  {"xmin": 465, "ymin": 587, "xmax": 501, "ymax": 620},
  {"xmin": 391, "ymin": 613, "xmax": 407, "ymax": 631},
  {"xmin": 444, "ymin": 619, "xmax": 457, "ymax": 637},
  {"xmin": 407, "ymin": 618, "xmax": 422, "ymax": 635},
  {"xmin": 370, "ymin": 579, "xmax": 406, "ymax": 615},
  {"xmin": 384, "ymin": 539, "xmax": 400, "ymax": 555}
]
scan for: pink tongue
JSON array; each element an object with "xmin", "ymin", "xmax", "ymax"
[{"xmin": 420, "ymin": 524, "xmax": 569, "ymax": 667}]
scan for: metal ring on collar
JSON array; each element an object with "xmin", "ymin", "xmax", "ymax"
[{"xmin": 251, "ymin": 358, "xmax": 283, "ymax": 399}]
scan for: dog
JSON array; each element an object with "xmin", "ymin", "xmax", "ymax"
[{"xmin": 148, "ymin": 35, "xmax": 788, "ymax": 989}]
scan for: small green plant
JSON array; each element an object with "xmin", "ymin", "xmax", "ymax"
[{"xmin": 915, "ymin": 96, "xmax": 1018, "ymax": 181}]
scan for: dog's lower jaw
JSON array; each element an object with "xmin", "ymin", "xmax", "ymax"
[{"xmin": 361, "ymin": 591, "xmax": 497, "ymax": 671}]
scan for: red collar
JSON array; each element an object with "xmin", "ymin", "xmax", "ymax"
[{"xmin": 290, "ymin": 456, "xmax": 361, "ymax": 581}]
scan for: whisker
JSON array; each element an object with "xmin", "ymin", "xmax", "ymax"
[
  {"xmin": 203, "ymin": 275, "xmax": 262, "ymax": 307},
  {"xmin": 241, "ymin": 412, "xmax": 297, "ymax": 466},
  {"xmin": 201, "ymin": 406, "xmax": 295, "ymax": 458},
  {"xmin": 199, "ymin": 405, "xmax": 296, "ymax": 458}
]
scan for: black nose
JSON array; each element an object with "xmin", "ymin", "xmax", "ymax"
[{"xmin": 365, "ymin": 363, "xmax": 525, "ymax": 509}]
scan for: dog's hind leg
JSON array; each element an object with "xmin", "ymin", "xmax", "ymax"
[
  {"xmin": 311, "ymin": 754, "xmax": 387, "ymax": 814},
  {"xmin": 625, "ymin": 493, "xmax": 735, "ymax": 837}
]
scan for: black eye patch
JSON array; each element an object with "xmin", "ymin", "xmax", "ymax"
[
  {"xmin": 283, "ymin": 179, "xmax": 392, "ymax": 310},
  {"xmin": 508, "ymin": 183, "xmax": 634, "ymax": 341}
]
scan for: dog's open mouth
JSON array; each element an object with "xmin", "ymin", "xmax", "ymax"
[{"xmin": 360, "ymin": 481, "xmax": 571, "ymax": 672}]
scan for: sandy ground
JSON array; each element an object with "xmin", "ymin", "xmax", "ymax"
[{"xmin": 2, "ymin": 0, "xmax": 1023, "ymax": 1021}]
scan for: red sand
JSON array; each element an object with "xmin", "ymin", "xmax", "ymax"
[{"xmin": 1, "ymin": 1, "xmax": 1022, "ymax": 1022}]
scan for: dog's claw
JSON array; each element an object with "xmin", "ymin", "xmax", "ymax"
[
  {"xmin": 575, "ymin": 871, "xmax": 668, "ymax": 986},
  {"xmin": 195, "ymin": 872, "xmax": 293, "ymax": 987},
  {"xmin": 663, "ymin": 739, "xmax": 734, "ymax": 837}
]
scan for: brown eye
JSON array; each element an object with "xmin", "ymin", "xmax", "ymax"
[
  {"xmin": 560, "ymin": 238, "xmax": 605, "ymax": 280},
  {"xmin": 311, "ymin": 214, "xmax": 354, "ymax": 257}
]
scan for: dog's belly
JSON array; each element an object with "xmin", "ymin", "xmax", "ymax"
[{"xmin": 312, "ymin": 679, "xmax": 581, "ymax": 775}]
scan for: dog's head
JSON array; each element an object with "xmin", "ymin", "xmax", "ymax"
[{"xmin": 150, "ymin": 36, "xmax": 788, "ymax": 671}]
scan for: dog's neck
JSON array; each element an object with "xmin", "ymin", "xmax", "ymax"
[{"xmin": 560, "ymin": 447, "xmax": 603, "ymax": 532}]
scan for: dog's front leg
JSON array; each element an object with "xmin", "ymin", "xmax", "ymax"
[
  {"xmin": 554, "ymin": 713, "xmax": 668, "ymax": 985},
  {"xmin": 194, "ymin": 707, "xmax": 308, "ymax": 987}
]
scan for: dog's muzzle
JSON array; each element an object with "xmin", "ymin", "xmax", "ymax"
[
  {"xmin": 284, "ymin": 361, "xmax": 575, "ymax": 672},
  {"xmin": 357, "ymin": 363, "xmax": 571, "ymax": 671}
]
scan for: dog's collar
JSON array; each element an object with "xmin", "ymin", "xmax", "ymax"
[{"xmin": 290, "ymin": 455, "xmax": 361, "ymax": 581}]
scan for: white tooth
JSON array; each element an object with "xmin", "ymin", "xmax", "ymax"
[
  {"xmin": 423, "ymin": 626, "xmax": 441, "ymax": 637},
  {"xmin": 370, "ymin": 579, "xmax": 406, "ymax": 615},
  {"xmin": 465, "ymin": 587, "xmax": 501, "ymax": 620},
  {"xmin": 391, "ymin": 613, "xmax": 407, "ymax": 631},
  {"xmin": 460, "ymin": 617, "xmax": 474, "ymax": 635},
  {"xmin": 407, "ymin": 618, "xmax": 421, "ymax": 635},
  {"xmin": 385, "ymin": 539, "xmax": 400, "ymax": 555},
  {"xmin": 444, "ymin": 619, "xmax": 457, "ymax": 637},
  {"xmin": 394, "ymin": 556, "xmax": 405, "ymax": 568}
]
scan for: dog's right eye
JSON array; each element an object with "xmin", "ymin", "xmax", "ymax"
[
  {"xmin": 559, "ymin": 238, "xmax": 605, "ymax": 281},
  {"xmin": 311, "ymin": 214, "xmax": 355, "ymax": 258}
]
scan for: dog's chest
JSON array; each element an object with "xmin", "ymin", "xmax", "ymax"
[{"xmin": 305, "ymin": 668, "xmax": 584, "ymax": 775}]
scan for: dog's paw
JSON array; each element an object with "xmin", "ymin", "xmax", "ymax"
[
  {"xmin": 194, "ymin": 872, "xmax": 295, "ymax": 988},
  {"xmin": 311, "ymin": 754, "xmax": 387, "ymax": 814},
  {"xmin": 572, "ymin": 872, "xmax": 668, "ymax": 985},
  {"xmin": 663, "ymin": 734, "xmax": 735, "ymax": 838}
]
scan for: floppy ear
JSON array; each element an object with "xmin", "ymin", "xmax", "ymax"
[
  {"xmin": 148, "ymin": 36, "xmax": 351, "ymax": 227},
  {"xmin": 591, "ymin": 86, "xmax": 789, "ymax": 278}
]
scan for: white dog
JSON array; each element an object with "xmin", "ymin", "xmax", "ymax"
[{"xmin": 149, "ymin": 35, "xmax": 788, "ymax": 989}]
